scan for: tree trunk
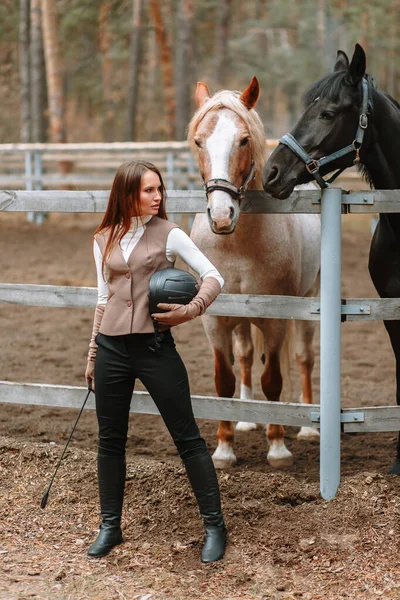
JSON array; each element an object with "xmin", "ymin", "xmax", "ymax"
[
  {"xmin": 359, "ymin": 8, "xmax": 369, "ymax": 56},
  {"xmin": 98, "ymin": 1, "xmax": 114, "ymax": 141},
  {"xmin": 125, "ymin": 0, "xmax": 143, "ymax": 140},
  {"xmin": 386, "ymin": 0, "xmax": 397, "ymax": 98},
  {"xmin": 40, "ymin": 0, "xmax": 65, "ymax": 143},
  {"xmin": 316, "ymin": 0, "xmax": 326, "ymax": 56},
  {"xmin": 215, "ymin": 0, "xmax": 232, "ymax": 88},
  {"xmin": 19, "ymin": 0, "xmax": 31, "ymax": 143},
  {"xmin": 255, "ymin": 0, "xmax": 267, "ymax": 20},
  {"xmin": 30, "ymin": 0, "xmax": 47, "ymax": 142},
  {"xmin": 175, "ymin": 0, "xmax": 194, "ymax": 140},
  {"xmin": 149, "ymin": 0, "xmax": 175, "ymax": 138},
  {"xmin": 144, "ymin": 19, "xmax": 159, "ymax": 139}
]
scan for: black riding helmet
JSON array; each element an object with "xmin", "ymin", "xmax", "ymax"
[{"xmin": 148, "ymin": 267, "xmax": 199, "ymax": 316}]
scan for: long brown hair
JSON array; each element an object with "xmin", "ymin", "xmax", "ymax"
[{"xmin": 95, "ymin": 160, "xmax": 168, "ymax": 268}]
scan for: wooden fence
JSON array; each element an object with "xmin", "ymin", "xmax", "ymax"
[
  {"xmin": 0, "ymin": 141, "xmax": 363, "ymax": 191},
  {"xmin": 0, "ymin": 189, "xmax": 400, "ymax": 499},
  {"xmin": 1, "ymin": 186, "xmax": 399, "ymax": 498}
]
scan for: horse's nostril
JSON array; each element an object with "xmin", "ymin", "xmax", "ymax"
[
  {"xmin": 206, "ymin": 206, "xmax": 216, "ymax": 225},
  {"xmin": 267, "ymin": 166, "xmax": 280, "ymax": 184},
  {"xmin": 229, "ymin": 206, "xmax": 234, "ymax": 219}
]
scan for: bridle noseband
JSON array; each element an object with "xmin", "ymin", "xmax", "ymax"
[
  {"xmin": 279, "ymin": 77, "xmax": 371, "ymax": 189},
  {"xmin": 203, "ymin": 160, "xmax": 257, "ymax": 202}
]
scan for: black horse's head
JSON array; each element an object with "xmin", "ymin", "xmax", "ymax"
[{"xmin": 263, "ymin": 44, "xmax": 370, "ymax": 199}]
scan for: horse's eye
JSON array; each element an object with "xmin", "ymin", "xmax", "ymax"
[
  {"xmin": 320, "ymin": 111, "xmax": 335, "ymax": 121},
  {"xmin": 194, "ymin": 139, "xmax": 201, "ymax": 148},
  {"xmin": 240, "ymin": 138, "xmax": 249, "ymax": 146}
]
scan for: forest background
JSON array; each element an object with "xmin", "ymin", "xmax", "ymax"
[{"xmin": 0, "ymin": 0, "xmax": 399, "ymax": 146}]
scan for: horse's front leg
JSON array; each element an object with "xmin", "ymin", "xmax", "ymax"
[
  {"xmin": 383, "ymin": 319, "xmax": 400, "ymax": 474},
  {"xmin": 260, "ymin": 320, "xmax": 293, "ymax": 468},
  {"xmin": 234, "ymin": 320, "xmax": 257, "ymax": 432},
  {"xmin": 294, "ymin": 319, "xmax": 320, "ymax": 442},
  {"xmin": 202, "ymin": 315, "xmax": 237, "ymax": 469}
]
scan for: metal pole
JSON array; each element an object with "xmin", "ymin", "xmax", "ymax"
[
  {"xmin": 34, "ymin": 150, "xmax": 43, "ymax": 191},
  {"xmin": 25, "ymin": 150, "xmax": 34, "ymax": 223},
  {"xmin": 320, "ymin": 186, "xmax": 342, "ymax": 500},
  {"xmin": 34, "ymin": 151, "xmax": 44, "ymax": 225}
]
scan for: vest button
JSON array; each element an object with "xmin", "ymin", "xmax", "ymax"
[
  {"xmin": 126, "ymin": 300, "xmax": 132, "ymax": 307},
  {"xmin": 125, "ymin": 272, "xmax": 130, "ymax": 279}
]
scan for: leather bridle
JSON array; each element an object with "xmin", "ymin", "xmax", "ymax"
[
  {"xmin": 279, "ymin": 77, "xmax": 371, "ymax": 189},
  {"xmin": 203, "ymin": 160, "xmax": 256, "ymax": 202}
]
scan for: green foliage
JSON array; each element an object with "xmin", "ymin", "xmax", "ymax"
[
  {"xmin": 0, "ymin": 0, "xmax": 19, "ymax": 42},
  {"xmin": 2, "ymin": 0, "xmax": 400, "ymax": 141},
  {"xmin": 58, "ymin": 0, "xmax": 104, "ymax": 102}
]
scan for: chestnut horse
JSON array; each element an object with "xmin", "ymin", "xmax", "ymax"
[{"xmin": 188, "ymin": 77, "xmax": 321, "ymax": 468}]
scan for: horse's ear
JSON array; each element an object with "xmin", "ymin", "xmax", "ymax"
[
  {"xmin": 333, "ymin": 50, "xmax": 349, "ymax": 72},
  {"xmin": 239, "ymin": 76, "xmax": 260, "ymax": 109},
  {"xmin": 195, "ymin": 82, "xmax": 211, "ymax": 107},
  {"xmin": 346, "ymin": 43, "xmax": 366, "ymax": 85}
]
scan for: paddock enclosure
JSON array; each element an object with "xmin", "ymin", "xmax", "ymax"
[
  {"xmin": 2, "ymin": 161, "xmax": 400, "ymax": 596},
  {"xmin": 0, "ymin": 141, "xmax": 362, "ymax": 191}
]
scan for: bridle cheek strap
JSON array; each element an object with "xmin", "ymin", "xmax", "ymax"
[
  {"xmin": 280, "ymin": 134, "xmax": 350, "ymax": 188},
  {"xmin": 279, "ymin": 77, "xmax": 370, "ymax": 189},
  {"xmin": 203, "ymin": 161, "xmax": 256, "ymax": 202}
]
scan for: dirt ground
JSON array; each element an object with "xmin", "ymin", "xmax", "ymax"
[{"xmin": 1, "ymin": 211, "xmax": 400, "ymax": 600}]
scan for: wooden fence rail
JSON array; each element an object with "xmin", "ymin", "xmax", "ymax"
[
  {"xmin": 0, "ymin": 141, "xmax": 363, "ymax": 190},
  {"xmin": 1, "ymin": 283, "xmax": 400, "ymax": 322},
  {"xmin": 0, "ymin": 189, "xmax": 398, "ymax": 214},
  {"xmin": 0, "ymin": 142, "xmax": 194, "ymax": 151},
  {"xmin": 0, "ymin": 381, "xmax": 398, "ymax": 434}
]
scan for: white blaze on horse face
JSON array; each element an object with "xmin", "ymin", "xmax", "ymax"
[
  {"xmin": 206, "ymin": 113, "xmax": 237, "ymax": 179},
  {"xmin": 206, "ymin": 113, "xmax": 238, "ymax": 229}
]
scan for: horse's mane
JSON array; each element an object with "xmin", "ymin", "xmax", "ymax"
[
  {"xmin": 187, "ymin": 90, "xmax": 268, "ymax": 188},
  {"xmin": 382, "ymin": 91, "xmax": 400, "ymax": 111},
  {"xmin": 303, "ymin": 68, "xmax": 400, "ymax": 113},
  {"xmin": 303, "ymin": 71, "xmax": 348, "ymax": 105}
]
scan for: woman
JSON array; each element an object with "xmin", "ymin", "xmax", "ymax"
[{"xmin": 85, "ymin": 160, "xmax": 226, "ymax": 563}]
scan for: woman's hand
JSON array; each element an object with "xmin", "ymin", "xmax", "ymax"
[
  {"xmin": 152, "ymin": 302, "xmax": 198, "ymax": 327},
  {"xmin": 85, "ymin": 360, "xmax": 95, "ymax": 391},
  {"xmin": 152, "ymin": 278, "xmax": 221, "ymax": 327}
]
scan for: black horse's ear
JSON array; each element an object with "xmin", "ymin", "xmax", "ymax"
[
  {"xmin": 333, "ymin": 50, "xmax": 349, "ymax": 72},
  {"xmin": 346, "ymin": 43, "xmax": 366, "ymax": 85}
]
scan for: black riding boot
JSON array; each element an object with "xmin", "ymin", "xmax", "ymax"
[
  {"xmin": 183, "ymin": 451, "xmax": 227, "ymax": 563},
  {"xmin": 87, "ymin": 454, "xmax": 126, "ymax": 558}
]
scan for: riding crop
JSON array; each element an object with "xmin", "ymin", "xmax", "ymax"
[{"xmin": 40, "ymin": 383, "xmax": 93, "ymax": 509}]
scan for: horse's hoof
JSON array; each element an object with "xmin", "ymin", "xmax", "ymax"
[
  {"xmin": 212, "ymin": 456, "xmax": 237, "ymax": 469},
  {"xmin": 267, "ymin": 444, "xmax": 293, "ymax": 468},
  {"xmin": 387, "ymin": 459, "xmax": 400, "ymax": 475},
  {"xmin": 236, "ymin": 421, "xmax": 257, "ymax": 432},
  {"xmin": 297, "ymin": 426, "xmax": 320, "ymax": 442},
  {"xmin": 212, "ymin": 443, "xmax": 237, "ymax": 469}
]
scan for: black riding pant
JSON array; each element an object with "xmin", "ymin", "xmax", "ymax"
[{"xmin": 94, "ymin": 330, "xmax": 207, "ymax": 461}]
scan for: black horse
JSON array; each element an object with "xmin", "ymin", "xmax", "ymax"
[{"xmin": 262, "ymin": 43, "xmax": 400, "ymax": 475}]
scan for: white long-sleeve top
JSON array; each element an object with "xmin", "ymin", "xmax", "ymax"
[{"xmin": 94, "ymin": 215, "xmax": 224, "ymax": 305}]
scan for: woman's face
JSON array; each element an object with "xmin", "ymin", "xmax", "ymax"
[{"xmin": 138, "ymin": 170, "xmax": 162, "ymax": 216}]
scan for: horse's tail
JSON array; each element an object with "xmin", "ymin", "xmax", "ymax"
[{"xmin": 252, "ymin": 321, "xmax": 293, "ymax": 402}]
